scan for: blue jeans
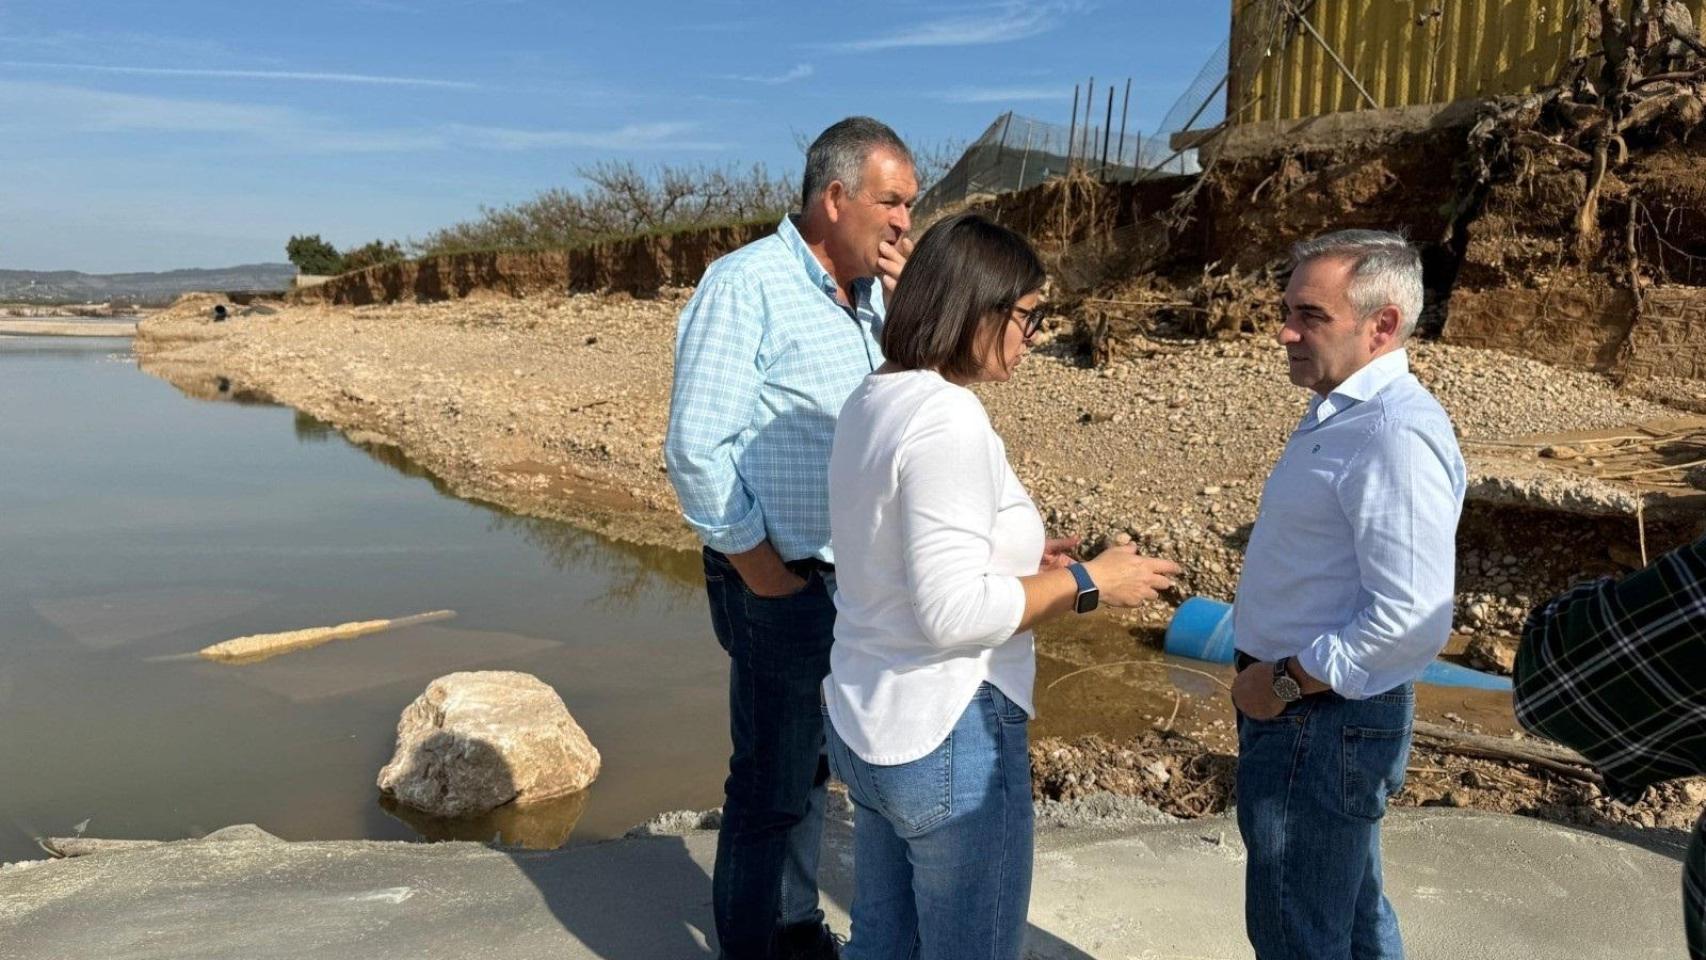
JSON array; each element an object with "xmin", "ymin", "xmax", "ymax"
[
  {"xmin": 825, "ymin": 683, "xmax": 1034, "ymax": 960},
  {"xmin": 1236, "ymin": 682, "xmax": 1414, "ymax": 960},
  {"xmin": 703, "ymin": 548, "xmax": 836, "ymax": 959}
]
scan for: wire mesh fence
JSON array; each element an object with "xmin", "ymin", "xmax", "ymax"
[{"xmin": 916, "ymin": 39, "xmax": 1232, "ymax": 219}]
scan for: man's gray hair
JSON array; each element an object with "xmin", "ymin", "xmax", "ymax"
[
  {"xmin": 801, "ymin": 117, "xmax": 914, "ymax": 210},
  {"xmin": 1289, "ymin": 229, "xmax": 1425, "ymax": 340}
]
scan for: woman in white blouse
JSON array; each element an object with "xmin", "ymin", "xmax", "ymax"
[{"xmin": 823, "ymin": 213, "xmax": 1179, "ymax": 960}]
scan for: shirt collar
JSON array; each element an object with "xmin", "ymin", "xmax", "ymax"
[
  {"xmin": 1307, "ymin": 348, "xmax": 1410, "ymax": 424},
  {"xmin": 777, "ymin": 214, "xmax": 873, "ymax": 308}
]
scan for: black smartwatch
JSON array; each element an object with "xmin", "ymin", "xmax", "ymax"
[
  {"xmin": 1066, "ymin": 562, "xmax": 1099, "ymax": 614},
  {"xmin": 1272, "ymin": 657, "xmax": 1303, "ymax": 703}
]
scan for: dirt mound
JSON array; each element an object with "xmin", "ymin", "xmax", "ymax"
[
  {"xmin": 1034, "ymin": 732, "xmax": 1706, "ymax": 835},
  {"xmin": 991, "ymin": 4, "xmax": 1706, "ymax": 389}
]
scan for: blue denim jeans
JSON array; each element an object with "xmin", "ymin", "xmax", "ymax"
[
  {"xmin": 1236, "ymin": 682, "xmax": 1415, "ymax": 960},
  {"xmin": 703, "ymin": 548, "xmax": 836, "ymax": 959},
  {"xmin": 825, "ymin": 683, "xmax": 1034, "ymax": 960}
]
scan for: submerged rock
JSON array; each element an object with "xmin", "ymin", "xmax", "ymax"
[{"xmin": 377, "ymin": 671, "xmax": 601, "ymax": 819}]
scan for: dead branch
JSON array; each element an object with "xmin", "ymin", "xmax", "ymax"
[{"xmin": 1410, "ymin": 721, "xmax": 1602, "ymax": 784}]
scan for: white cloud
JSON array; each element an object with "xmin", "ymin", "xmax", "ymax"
[
  {"xmin": 0, "ymin": 82, "xmax": 442, "ymax": 152},
  {"xmin": 718, "ymin": 63, "xmax": 814, "ymax": 85},
  {"xmin": 445, "ymin": 121, "xmax": 728, "ymax": 151},
  {"xmin": 829, "ymin": 1, "xmax": 1080, "ymax": 52},
  {"xmin": 0, "ymin": 31, "xmax": 254, "ymax": 64},
  {"xmin": 0, "ymin": 82, "xmax": 722, "ymax": 154},
  {"xmin": 0, "ymin": 60, "xmax": 479, "ymax": 90},
  {"xmin": 939, "ymin": 83, "xmax": 1072, "ymax": 103}
]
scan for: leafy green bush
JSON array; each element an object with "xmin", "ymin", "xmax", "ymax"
[
  {"xmin": 340, "ymin": 239, "xmax": 406, "ymax": 272},
  {"xmin": 285, "ymin": 234, "xmax": 343, "ymax": 275}
]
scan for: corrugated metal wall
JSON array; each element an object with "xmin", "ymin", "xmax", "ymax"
[{"xmin": 1228, "ymin": 0, "xmax": 1706, "ymax": 124}]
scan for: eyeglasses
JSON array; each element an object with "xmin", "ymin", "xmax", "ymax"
[{"xmin": 1010, "ymin": 303, "xmax": 1048, "ymax": 339}]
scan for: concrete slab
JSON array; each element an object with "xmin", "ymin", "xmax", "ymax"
[
  {"xmin": 0, "ymin": 809, "xmax": 1685, "ymax": 959},
  {"xmin": 1206, "ymin": 101, "xmax": 1485, "ymax": 162}
]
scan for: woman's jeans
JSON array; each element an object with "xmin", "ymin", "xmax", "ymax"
[
  {"xmin": 1236, "ymin": 681, "xmax": 1415, "ymax": 960},
  {"xmin": 825, "ymin": 683, "xmax": 1034, "ymax": 960},
  {"xmin": 702, "ymin": 548, "xmax": 835, "ymax": 959}
]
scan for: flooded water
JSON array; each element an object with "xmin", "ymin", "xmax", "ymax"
[
  {"xmin": 0, "ymin": 333, "xmax": 1522, "ymax": 866},
  {"xmin": 0, "ymin": 336, "xmax": 728, "ymax": 863}
]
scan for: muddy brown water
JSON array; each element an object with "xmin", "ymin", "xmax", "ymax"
[
  {"xmin": 0, "ymin": 335, "xmax": 1518, "ymax": 864},
  {"xmin": 0, "ymin": 336, "xmax": 727, "ymax": 863},
  {"xmin": 1030, "ymin": 616, "xmax": 1520, "ymax": 771}
]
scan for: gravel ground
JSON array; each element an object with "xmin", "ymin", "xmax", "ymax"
[
  {"xmin": 1031, "ymin": 731, "xmax": 1706, "ymax": 836},
  {"xmin": 139, "ymin": 291, "xmax": 1689, "ymax": 629}
]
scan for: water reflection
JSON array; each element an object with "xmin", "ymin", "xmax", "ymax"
[
  {"xmin": 290, "ymin": 408, "xmax": 700, "ymax": 603},
  {"xmin": 379, "ymin": 790, "xmax": 590, "ymax": 849},
  {"xmin": 489, "ymin": 511, "xmax": 701, "ymax": 608},
  {"xmin": 292, "ymin": 410, "xmax": 337, "ymax": 443},
  {"xmin": 1, "ymin": 342, "xmax": 729, "ymax": 862},
  {"xmin": 0, "ymin": 335, "xmax": 134, "ymax": 358}
]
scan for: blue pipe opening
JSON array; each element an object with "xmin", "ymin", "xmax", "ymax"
[{"xmin": 1163, "ymin": 596, "xmax": 1513, "ymax": 692}]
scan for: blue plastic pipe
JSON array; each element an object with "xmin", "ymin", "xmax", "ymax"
[{"xmin": 1163, "ymin": 596, "xmax": 1513, "ymax": 692}]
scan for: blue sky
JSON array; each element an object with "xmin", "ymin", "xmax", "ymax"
[{"xmin": 1, "ymin": 1, "xmax": 1226, "ymax": 273}]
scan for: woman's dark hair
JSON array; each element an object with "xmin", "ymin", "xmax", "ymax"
[{"xmin": 880, "ymin": 213, "xmax": 1045, "ymax": 380}]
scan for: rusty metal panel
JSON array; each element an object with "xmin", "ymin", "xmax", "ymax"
[{"xmin": 1227, "ymin": 0, "xmax": 1706, "ymax": 125}]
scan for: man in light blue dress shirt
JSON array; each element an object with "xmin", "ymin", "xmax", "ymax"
[
  {"xmin": 1228, "ymin": 230, "xmax": 1466, "ymax": 959},
  {"xmin": 665, "ymin": 117, "xmax": 917, "ymax": 960}
]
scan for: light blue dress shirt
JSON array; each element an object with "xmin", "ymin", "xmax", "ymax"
[
  {"xmin": 1232, "ymin": 349, "xmax": 1467, "ymax": 699},
  {"xmin": 664, "ymin": 215, "xmax": 884, "ymax": 563}
]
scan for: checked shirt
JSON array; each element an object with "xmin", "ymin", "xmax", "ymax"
[
  {"xmin": 1513, "ymin": 534, "xmax": 1706, "ymax": 958},
  {"xmin": 664, "ymin": 215, "xmax": 884, "ymax": 563}
]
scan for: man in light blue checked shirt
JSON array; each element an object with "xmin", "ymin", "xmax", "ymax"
[
  {"xmin": 665, "ymin": 117, "xmax": 917, "ymax": 960},
  {"xmin": 1228, "ymin": 230, "xmax": 1466, "ymax": 960}
]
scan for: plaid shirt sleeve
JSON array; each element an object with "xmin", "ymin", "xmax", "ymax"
[
  {"xmin": 663, "ymin": 275, "xmax": 769, "ymax": 555},
  {"xmin": 1515, "ymin": 537, "xmax": 1706, "ymax": 958},
  {"xmin": 1513, "ymin": 534, "xmax": 1706, "ymax": 801}
]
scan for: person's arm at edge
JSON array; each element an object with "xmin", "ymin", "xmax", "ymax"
[
  {"xmin": 663, "ymin": 275, "xmax": 802, "ymax": 597},
  {"xmin": 1293, "ymin": 419, "xmax": 1463, "ymax": 699},
  {"xmin": 895, "ymin": 392, "xmax": 1029, "ymax": 648},
  {"xmin": 1513, "ymin": 535, "xmax": 1706, "ymax": 753},
  {"xmin": 897, "ymin": 393, "xmax": 1173, "ymax": 646}
]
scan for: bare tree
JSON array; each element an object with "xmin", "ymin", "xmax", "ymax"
[{"xmin": 413, "ymin": 161, "xmax": 796, "ymax": 256}]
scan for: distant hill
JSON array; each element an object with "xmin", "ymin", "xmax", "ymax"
[{"xmin": 0, "ymin": 263, "xmax": 297, "ymax": 305}]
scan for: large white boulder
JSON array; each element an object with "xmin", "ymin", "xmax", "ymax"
[{"xmin": 377, "ymin": 671, "xmax": 600, "ymax": 818}]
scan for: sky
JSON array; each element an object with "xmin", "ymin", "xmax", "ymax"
[{"xmin": 0, "ymin": 1, "xmax": 1227, "ymax": 273}]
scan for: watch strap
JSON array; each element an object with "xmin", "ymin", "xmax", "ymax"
[
  {"xmin": 1066, "ymin": 562, "xmax": 1096, "ymax": 594},
  {"xmin": 1066, "ymin": 562, "xmax": 1099, "ymax": 614}
]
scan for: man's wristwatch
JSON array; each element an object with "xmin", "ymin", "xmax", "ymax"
[
  {"xmin": 1066, "ymin": 563, "xmax": 1099, "ymax": 614},
  {"xmin": 1272, "ymin": 657, "xmax": 1303, "ymax": 702}
]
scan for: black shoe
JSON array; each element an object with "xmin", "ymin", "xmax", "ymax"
[{"xmin": 774, "ymin": 922, "xmax": 843, "ymax": 960}]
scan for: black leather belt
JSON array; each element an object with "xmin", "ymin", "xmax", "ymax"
[
  {"xmin": 1235, "ymin": 651, "xmax": 1257, "ymax": 671},
  {"xmin": 788, "ymin": 557, "xmax": 835, "ymax": 576}
]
